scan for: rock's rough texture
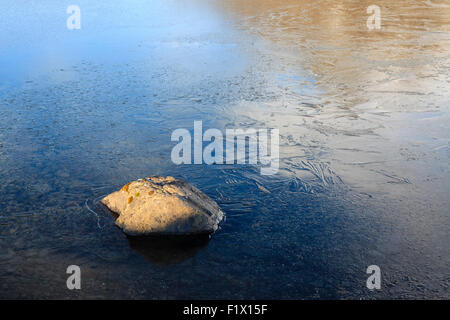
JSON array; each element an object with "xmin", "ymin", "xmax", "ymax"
[{"xmin": 101, "ymin": 176, "xmax": 224, "ymax": 236}]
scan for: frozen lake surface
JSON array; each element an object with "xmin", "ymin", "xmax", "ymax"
[{"xmin": 0, "ymin": 0, "xmax": 449, "ymax": 299}]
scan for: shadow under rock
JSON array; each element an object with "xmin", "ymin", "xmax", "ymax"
[{"xmin": 127, "ymin": 234, "xmax": 211, "ymax": 266}]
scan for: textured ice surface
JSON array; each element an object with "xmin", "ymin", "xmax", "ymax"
[{"xmin": 0, "ymin": 0, "xmax": 448, "ymax": 299}]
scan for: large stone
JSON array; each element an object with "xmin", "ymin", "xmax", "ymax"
[{"xmin": 101, "ymin": 176, "xmax": 224, "ymax": 236}]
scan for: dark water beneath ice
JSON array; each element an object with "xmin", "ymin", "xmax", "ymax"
[{"xmin": 0, "ymin": 0, "xmax": 449, "ymax": 299}]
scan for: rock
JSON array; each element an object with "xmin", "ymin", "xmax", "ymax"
[{"xmin": 101, "ymin": 176, "xmax": 224, "ymax": 236}]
